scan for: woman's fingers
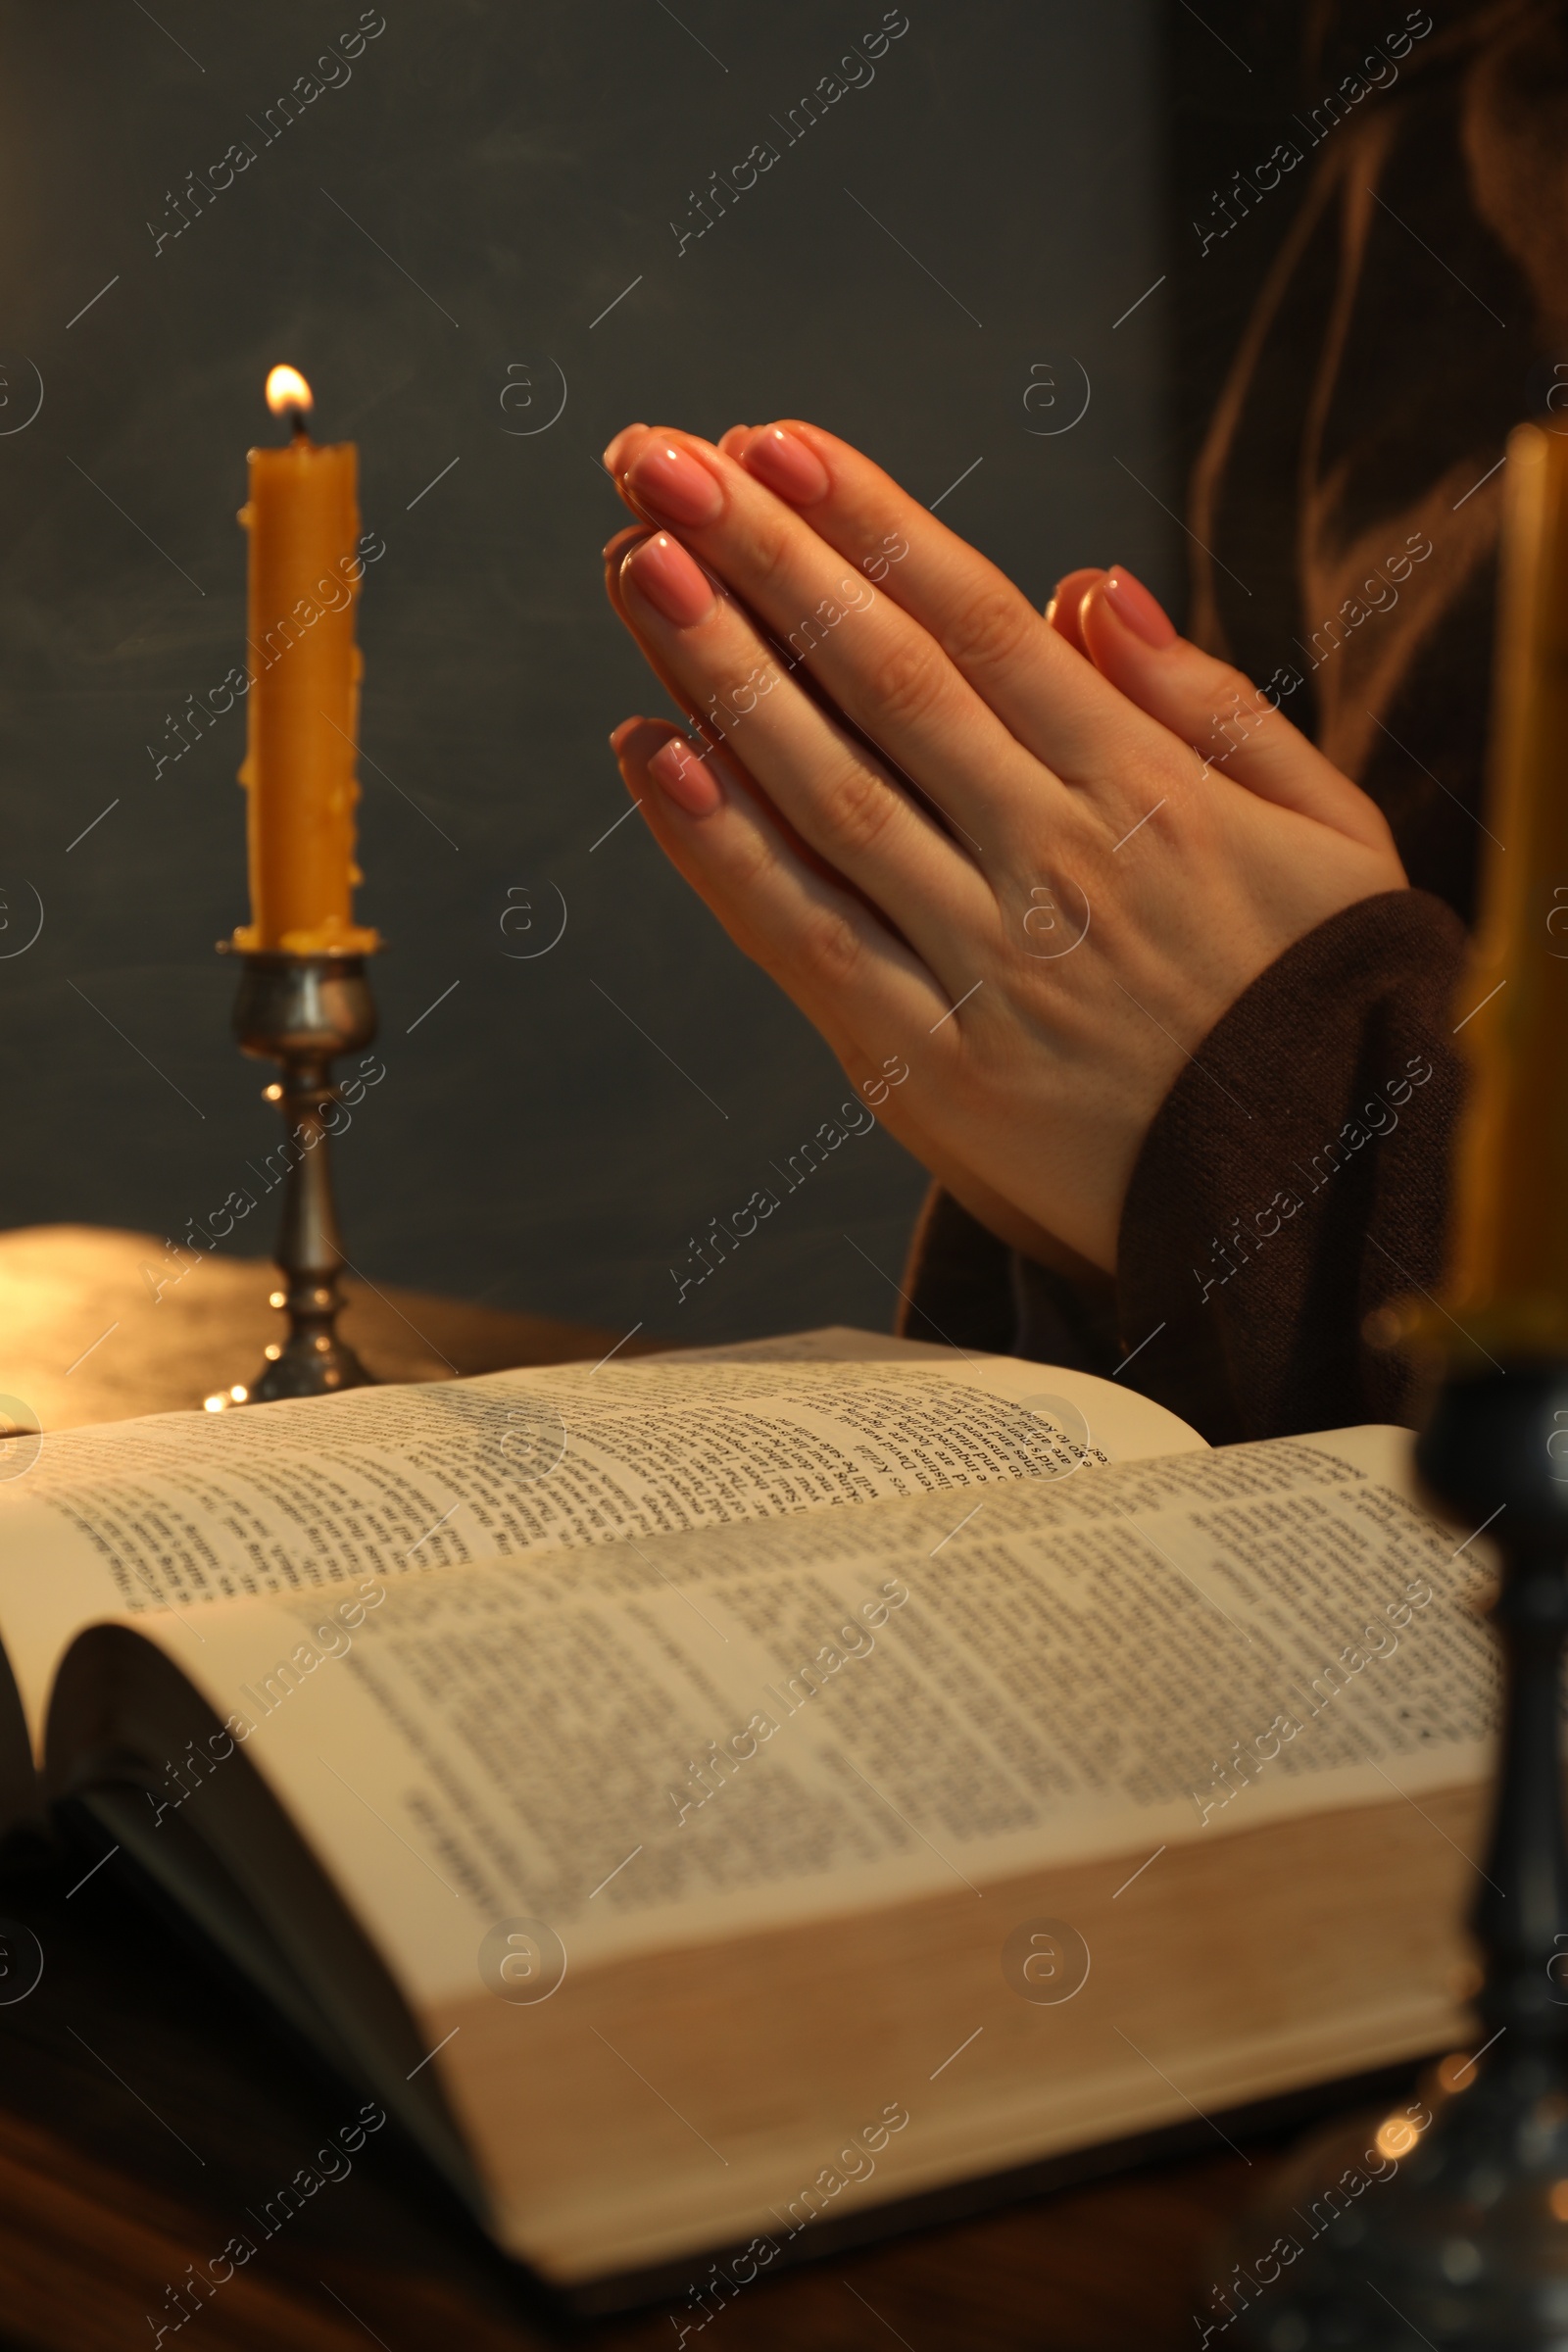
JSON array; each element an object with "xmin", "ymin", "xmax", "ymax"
[
  {"xmin": 596, "ymin": 439, "xmax": 1409, "ymax": 1272},
  {"xmin": 724, "ymin": 419, "xmax": 1164, "ymax": 792},
  {"xmin": 608, "ymin": 712, "xmax": 948, "ymax": 1042},
  {"xmin": 611, "ymin": 715, "xmax": 1091, "ymax": 1273},
  {"xmin": 1044, "ymin": 568, "xmax": 1105, "ymax": 656},
  {"xmin": 608, "ymin": 521, "xmax": 910, "ymax": 905},
  {"xmin": 612, "ymin": 528, "xmax": 998, "ymax": 971},
  {"xmin": 603, "ymin": 523, "xmax": 718, "ymax": 753},
  {"xmin": 612, "ymin": 419, "xmax": 1398, "ymax": 868},
  {"xmin": 1077, "ymin": 567, "xmax": 1401, "ymax": 856},
  {"xmin": 613, "ymin": 429, "xmax": 1066, "ymax": 852}
]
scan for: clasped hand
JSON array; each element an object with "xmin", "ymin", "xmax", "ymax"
[{"xmin": 601, "ymin": 419, "xmax": 1404, "ymax": 1276}]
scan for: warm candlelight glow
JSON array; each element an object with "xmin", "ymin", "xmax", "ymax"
[
  {"xmin": 1437, "ymin": 2050, "xmax": 1475, "ymax": 2094},
  {"xmin": 265, "ymin": 364, "xmax": 314, "ymax": 419},
  {"xmin": 1374, "ymin": 2114, "xmax": 1421, "ymax": 2159}
]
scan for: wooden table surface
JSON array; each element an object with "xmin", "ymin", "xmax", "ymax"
[
  {"xmin": 0, "ymin": 1225, "xmax": 1306, "ymax": 2351},
  {"xmin": 0, "ymin": 1222, "xmax": 643, "ymax": 1434}
]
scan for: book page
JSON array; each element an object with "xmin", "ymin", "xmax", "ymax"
[
  {"xmin": 0, "ymin": 1349, "xmax": 1200, "ymax": 1743},
  {"xmin": 98, "ymin": 1423, "xmax": 1492, "ymax": 2021},
  {"xmin": 641, "ymin": 1324, "xmax": 964, "ymax": 1362}
]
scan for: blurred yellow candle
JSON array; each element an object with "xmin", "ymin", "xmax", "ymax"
[
  {"xmin": 1444, "ymin": 419, "xmax": 1568, "ymax": 1353},
  {"xmin": 232, "ymin": 365, "xmax": 378, "ymax": 956}
]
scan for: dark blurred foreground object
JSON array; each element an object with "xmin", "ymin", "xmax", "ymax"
[{"xmin": 1222, "ymin": 420, "xmax": 1568, "ymax": 2346}]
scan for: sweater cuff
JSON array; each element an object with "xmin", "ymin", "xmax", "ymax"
[
  {"xmin": 897, "ymin": 1184, "xmax": 1017, "ymax": 1353},
  {"xmin": 898, "ymin": 1190, "xmax": 1122, "ymax": 1377}
]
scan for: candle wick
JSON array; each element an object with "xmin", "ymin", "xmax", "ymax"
[{"xmin": 286, "ymin": 405, "xmax": 309, "ymax": 443}]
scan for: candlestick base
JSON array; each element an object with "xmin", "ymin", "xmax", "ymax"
[
  {"xmin": 222, "ymin": 950, "xmax": 378, "ymax": 1406},
  {"xmin": 1213, "ymin": 2053, "xmax": 1568, "ymax": 2349}
]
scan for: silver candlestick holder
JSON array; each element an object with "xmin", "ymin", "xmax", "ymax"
[{"xmin": 220, "ymin": 948, "xmax": 379, "ymax": 1405}]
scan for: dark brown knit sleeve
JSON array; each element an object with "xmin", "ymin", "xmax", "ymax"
[
  {"xmin": 1113, "ymin": 890, "xmax": 1469, "ymax": 1444},
  {"xmin": 898, "ymin": 1182, "xmax": 1127, "ymax": 1370},
  {"xmin": 897, "ymin": 1184, "xmax": 1018, "ymax": 1354}
]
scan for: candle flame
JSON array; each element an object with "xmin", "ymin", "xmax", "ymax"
[{"xmin": 265, "ymin": 365, "xmax": 313, "ymax": 417}]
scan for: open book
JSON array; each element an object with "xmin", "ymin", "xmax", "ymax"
[{"xmin": 1, "ymin": 1331, "xmax": 1494, "ymax": 2313}]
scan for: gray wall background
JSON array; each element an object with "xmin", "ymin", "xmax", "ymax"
[{"xmin": 0, "ymin": 0, "xmax": 1174, "ymax": 1346}]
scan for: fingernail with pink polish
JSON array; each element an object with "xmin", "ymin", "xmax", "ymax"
[
  {"xmin": 626, "ymin": 439, "xmax": 724, "ymax": 527},
  {"xmin": 740, "ymin": 426, "xmax": 830, "ymax": 506},
  {"xmin": 648, "ymin": 735, "xmax": 723, "ymax": 817},
  {"xmin": 621, "ymin": 533, "xmax": 715, "ymax": 627},
  {"xmin": 601, "ymin": 423, "xmax": 646, "ymax": 475},
  {"xmin": 1102, "ymin": 566, "xmax": 1177, "ymax": 649}
]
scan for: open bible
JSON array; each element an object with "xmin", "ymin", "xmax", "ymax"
[{"xmin": 0, "ymin": 1330, "xmax": 1495, "ymax": 2311}]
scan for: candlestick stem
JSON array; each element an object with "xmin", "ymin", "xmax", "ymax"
[
  {"xmin": 228, "ymin": 950, "xmax": 378, "ymax": 1403},
  {"xmin": 1453, "ymin": 1410, "xmax": 1568, "ymax": 2057}
]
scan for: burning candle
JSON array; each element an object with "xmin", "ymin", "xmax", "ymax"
[
  {"xmin": 1442, "ymin": 418, "xmax": 1568, "ymax": 1354},
  {"xmin": 232, "ymin": 366, "xmax": 379, "ymax": 956}
]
